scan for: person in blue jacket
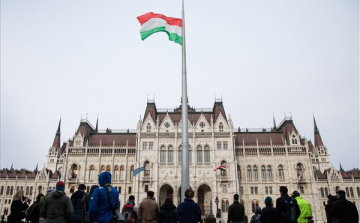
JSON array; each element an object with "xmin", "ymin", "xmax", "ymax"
[
  {"xmin": 177, "ymin": 189, "xmax": 201, "ymax": 223},
  {"xmin": 89, "ymin": 172, "xmax": 120, "ymax": 223}
]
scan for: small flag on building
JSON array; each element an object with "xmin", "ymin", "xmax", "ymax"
[
  {"xmin": 137, "ymin": 12, "xmax": 183, "ymax": 45},
  {"xmin": 297, "ymin": 171, "xmax": 303, "ymax": 180},
  {"xmin": 214, "ymin": 166, "xmax": 226, "ymax": 172},
  {"xmin": 133, "ymin": 166, "xmax": 146, "ymax": 177}
]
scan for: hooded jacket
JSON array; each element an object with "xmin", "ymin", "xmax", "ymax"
[
  {"xmin": 177, "ymin": 198, "xmax": 201, "ymax": 223},
  {"xmin": 70, "ymin": 189, "xmax": 86, "ymax": 222},
  {"xmin": 159, "ymin": 203, "xmax": 177, "ymax": 223},
  {"xmin": 89, "ymin": 172, "xmax": 120, "ymax": 223},
  {"xmin": 40, "ymin": 191, "xmax": 74, "ymax": 223},
  {"xmin": 294, "ymin": 196, "xmax": 312, "ymax": 223}
]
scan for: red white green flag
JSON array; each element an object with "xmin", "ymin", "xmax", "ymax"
[
  {"xmin": 137, "ymin": 12, "xmax": 183, "ymax": 45},
  {"xmin": 214, "ymin": 166, "xmax": 226, "ymax": 172}
]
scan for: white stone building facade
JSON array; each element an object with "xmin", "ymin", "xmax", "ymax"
[{"xmin": 1, "ymin": 100, "xmax": 359, "ymax": 223}]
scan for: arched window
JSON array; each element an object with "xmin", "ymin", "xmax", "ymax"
[
  {"xmin": 278, "ymin": 165, "xmax": 284, "ymax": 180},
  {"xmin": 252, "ymin": 200, "xmax": 259, "ymax": 213},
  {"xmin": 219, "ymin": 122, "xmax": 224, "ymax": 132},
  {"xmin": 38, "ymin": 186, "xmax": 42, "ymax": 194},
  {"xmin": 221, "ymin": 161, "xmax": 227, "ymax": 177},
  {"xmin": 336, "ymin": 186, "xmax": 340, "ymax": 191},
  {"xmin": 106, "ymin": 165, "xmax": 111, "ymax": 172},
  {"xmin": 350, "ymin": 187, "xmax": 354, "ymax": 197},
  {"xmin": 237, "ymin": 165, "xmax": 241, "ymax": 180},
  {"xmin": 0, "ymin": 186, "xmax": 3, "ymax": 195},
  {"xmin": 120, "ymin": 166, "xmax": 125, "ymax": 180},
  {"xmin": 6, "ymin": 186, "xmax": 10, "ymax": 195},
  {"xmin": 25, "ymin": 186, "xmax": 29, "ymax": 195},
  {"xmin": 168, "ymin": 146, "xmax": 173, "ymax": 163},
  {"xmin": 71, "ymin": 164, "xmax": 78, "ymax": 178},
  {"xmin": 114, "ymin": 166, "xmax": 119, "ymax": 180},
  {"xmin": 247, "ymin": 166, "xmax": 252, "ymax": 180},
  {"xmin": 357, "ymin": 187, "xmax": 360, "ymax": 197},
  {"xmin": 296, "ymin": 163, "xmax": 304, "ymax": 179},
  {"xmin": 146, "ymin": 123, "xmax": 151, "ymax": 132},
  {"xmin": 100, "ymin": 165, "xmax": 105, "ymax": 173},
  {"xmin": 225, "ymin": 200, "xmax": 229, "ymax": 212},
  {"xmin": 89, "ymin": 165, "xmax": 95, "ymax": 180},
  {"xmin": 204, "ymin": 146, "xmax": 210, "ymax": 162},
  {"xmin": 10, "ymin": 186, "xmax": 13, "ymax": 195},
  {"xmin": 221, "ymin": 200, "xmax": 225, "ymax": 212},
  {"xmin": 130, "ymin": 166, "xmax": 134, "ymax": 180},
  {"xmin": 253, "ymin": 165, "xmax": 258, "ymax": 180},
  {"xmin": 325, "ymin": 187, "xmax": 329, "ymax": 197},
  {"xmin": 16, "ymin": 186, "xmax": 19, "ymax": 192},
  {"xmin": 320, "ymin": 188, "xmax": 324, "ymax": 197},
  {"xmin": 144, "ymin": 161, "xmax": 150, "ymax": 177},
  {"xmin": 345, "ymin": 187, "xmax": 350, "ymax": 197},
  {"xmin": 30, "ymin": 186, "xmax": 33, "ymax": 195},
  {"xmin": 261, "ymin": 165, "xmax": 266, "ymax": 180},
  {"xmin": 197, "ymin": 146, "xmax": 203, "ymax": 163},
  {"xmin": 160, "ymin": 146, "xmax": 166, "ymax": 163},
  {"xmin": 267, "ymin": 165, "xmax": 272, "ymax": 179}
]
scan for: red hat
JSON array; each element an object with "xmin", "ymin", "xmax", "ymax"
[
  {"xmin": 56, "ymin": 181, "xmax": 65, "ymax": 187},
  {"xmin": 56, "ymin": 181, "xmax": 65, "ymax": 192}
]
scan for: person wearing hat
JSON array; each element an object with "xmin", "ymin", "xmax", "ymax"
[
  {"xmin": 291, "ymin": 191, "xmax": 312, "ymax": 223},
  {"xmin": 40, "ymin": 181, "xmax": 74, "ymax": 223},
  {"xmin": 70, "ymin": 184, "xmax": 86, "ymax": 223},
  {"xmin": 260, "ymin": 197, "xmax": 277, "ymax": 223},
  {"xmin": 275, "ymin": 186, "xmax": 300, "ymax": 223},
  {"xmin": 330, "ymin": 190, "xmax": 359, "ymax": 223}
]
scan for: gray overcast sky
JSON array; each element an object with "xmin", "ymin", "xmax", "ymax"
[{"xmin": 1, "ymin": 0, "xmax": 359, "ymax": 171}]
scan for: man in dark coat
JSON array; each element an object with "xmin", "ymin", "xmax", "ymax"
[
  {"xmin": 325, "ymin": 195, "xmax": 338, "ymax": 223},
  {"xmin": 81, "ymin": 185, "xmax": 99, "ymax": 223},
  {"xmin": 275, "ymin": 186, "xmax": 300, "ymax": 223},
  {"xmin": 227, "ymin": 194, "xmax": 245, "ymax": 223},
  {"xmin": 177, "ymin": 189, "xmax": 201, "ymax": 223},
  {"xmin": 70, "ymin": 184, "xmax": 86, "ymax": 223},
  {"xmin": 260, "ymin": 196, "xmax": 277, "ymax": 223},
  {"xmin": 330, "ymin": 190, "xmax": 359, "ymax": 223},
  {"xmin": 40, "ymin": 181, "xmax": 74, "ymax": 223}
]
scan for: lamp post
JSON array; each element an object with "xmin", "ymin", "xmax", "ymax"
[{"xmin": 215, "ymin": 196, "xmax": 221, "ymax": 218}]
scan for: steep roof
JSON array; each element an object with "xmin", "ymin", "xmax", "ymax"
[
  {"xmin": 313, "ymin": 117, "xmax": 324, "ymax": 147},
  {"xmin": 0, "ymin": 169, "xmax": 9, "ymax": 178},
  {"xmin": 28, "ymin": 170, "xmax": 38, "ymax": 178},
  {"xmin": 317, "ymin": 170, "xmax": 327, "ymax": 179},
  {"xmin": 52, "ymin": 119, "xmax": 61, "ymax": 149},
  {"xmin": 277, "ymin": 119, "xmax": 303, "ymax": 145},
  {"xmin": 340, "ymin": 170, "xmax": 352, "ymax": 179},
  {"xmin": 234, "ymin": 132, "xmax": 283, "ymax": 146},
  {"xmin": 213, "ymin": 101, "xmax": 227, "ymax": 122},
  {"xmin": 8, "ymin": 170, "xmax": 18, "ymax": 178},
  {"xmin": 308, "ymin": 140, "xmax": 314, "ymax": 152},
  {"xmin": 72, "ymin": 120, "xmax": 96, "ymax": 146},
  {"xmin": 89, "ymin": 133, "xmax": 136, "ymax": 147},
  {"xmin": 143, "ymin": 101, "xmax": 157, "ymax": 123},
  {"xmin": 51, "ymin": 171, "xmax": 61, "ymax": 179}
]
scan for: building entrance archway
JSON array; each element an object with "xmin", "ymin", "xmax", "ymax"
[
  {"xmin": 159, "ymin": 184, "xmax": 174, "ymax": 206},
  {"xmin": 198, "ymin": 184, "xmax": 212, "ymax": 216}
]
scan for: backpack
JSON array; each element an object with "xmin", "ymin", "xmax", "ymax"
[
  {"xmin": 283, "ymin": 197, "xmax": 297, "ymax": 222},
  {"xmin": 122, "ymin": 203, "xmax": 135, "ymax": 223},
  {"xmin": 250, "ymin": 214, "xmax": 260, "ymax": 223},
  {"xmin": 26, "ymin": 202, "xmax": 39, "ymax": 221}
]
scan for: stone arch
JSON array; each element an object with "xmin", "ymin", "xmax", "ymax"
[
  {"xmin": 159, "ymin": 184, "xmax": 174, "ymax": 207},
  {"xmin": 197, "ymin": 184, "xmax": 213, "ymax": 216}
]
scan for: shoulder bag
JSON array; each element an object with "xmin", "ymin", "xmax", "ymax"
[{"xmin": 104, "ymin": 185, "xmax": 124, "ymax": 223}]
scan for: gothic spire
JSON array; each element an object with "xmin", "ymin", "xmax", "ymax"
[
  {"xmin": 313, "ymin": 115, "xmax": 319, "ymax": 134},
  {"xmin": 52, "ymin": 118, "xmax": 61, "ymax": 149},
  {"xmin": 95, "ymin": 116, "xmax": 99, "ymax": 133},
  {"xmin": 340, "ymin": 162, "xmax": 344, "ymax": 171},
  {"xmin": 273, "ymin": 114, "xmax": 277, "ymax": 129}
]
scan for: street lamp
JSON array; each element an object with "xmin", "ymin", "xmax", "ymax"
[{"xmin": 215, "ymin": 196, "xmax": 221, "ymax": 218}]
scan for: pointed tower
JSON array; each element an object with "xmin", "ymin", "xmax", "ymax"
[
  {"xmin": 47, "ymin": 118, "xmax": 61, "ymax": 172},
  {"xmin": 313, "ymin": 116, "xmax": 330, "ymax": 172},
  {"xmin": 95, "ymin": 116, "xmax": 99, "ymax": 133},
  {"xmin": 272, "ymin": 115, "xmax": 277, "ymax": 131}
]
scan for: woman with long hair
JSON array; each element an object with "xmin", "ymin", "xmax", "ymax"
[
  {"xmin": 7, "ymin": 190, "xmax": 30, "ymax": 223},
  {"xmin": 159, "ymin": 197, "xmax": 177, "ymax": 223}
]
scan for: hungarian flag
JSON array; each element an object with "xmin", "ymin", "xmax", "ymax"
[
  {"xmin": 137, "ymin": 12, "xmax": 183, "ymax": 45},
  {"xmin": 214, "ymin": 166, "xmax": 226, "ymax": 172}
]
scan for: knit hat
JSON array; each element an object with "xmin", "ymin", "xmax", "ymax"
[
  {"xmin": 56, "ymin": 181, "xmax": 65, "ymax": 192},
  {"xmin": 78, "ymin": 184, "xmax": 86, "ymax": 190},
  {"xmin": 264, "ymin": 196, "xmax": 272, "ymax": 205}
]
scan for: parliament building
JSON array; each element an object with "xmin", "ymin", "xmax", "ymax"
[{"xmin": 1, "ymin": 100, "xmax": 359, "ymax": 222}]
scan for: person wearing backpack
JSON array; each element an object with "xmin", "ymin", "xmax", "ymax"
[
  {"xmin": 122, "ymin": 195, "xmax": 138, "ymax": 223},
  {"xmin": 291, "ymin": 191, "xmax": 312, "ymax": 223},
  {"xmin": 89, "ymin": 172, "xmax": 120, "ymax": 223},
  {"xmin": 81, "ymin": 185, "xmax": 99, "ymax": 223},
  {"xmin": 26, "ymin": 193, "xmax": 44, "ymax": 223},
  {"xmin": 330, "ymin": 190, "xmax": 359, "ymax": 223},
  {"xmin": 275, "ymin": 186, "xmax": 300, "ymax": 223},
  {"xmin": 250, "ymin": 206, "xmax": 261, "ymax": 223}
]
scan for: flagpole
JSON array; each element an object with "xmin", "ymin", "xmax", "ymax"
[{"xmin": 181, "ymin": 0, "xmax": 190, "ymax": 202}]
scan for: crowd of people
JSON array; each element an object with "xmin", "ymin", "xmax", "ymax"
[{"xmin": 2, "ymin": 173, "xmax": 359, "ymax": 223}]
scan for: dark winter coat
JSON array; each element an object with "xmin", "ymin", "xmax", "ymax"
[
  {"xmin": 330, "ymin": 197, "xmax": 359, "ymax": 223},
  {"xmin": 81, "ymin": 185, "xmax": 99, "ymax": 223},
  {"xmin": 70, "ymin": 190, "xmax": 86, "ymax": 223},
  {"xmin": 177, "ymin": 199, "xmax": 201, "ymax": 223},
  {"xmin": 89, "ymin": 172, "xmax": 120, "ymax": 223},
  {"xmin": 7, "ymin": 199, "xmax": 29, "ymax": 223},
  {"xmin": 227, "ymin": 200, "xmax": 245, "ymax": 223},
  {"xmin": 275, "ymin": 193, "xmax": 301, "ymax": 223},
  {"xmin": 325, "ymin": 196, "xmax": 338, "ymax": 223},
  {"xmin": 260, "ymin": 206, "xmax": 277, "ymax": 223},
  {"xmin": 250, "ymin": 208, "xmax": 261, "ymax": 223},
  {"xmin": 40, "ymin": 191, "xmax": 74, "ymax": 223},
  {"xmin": 159, "ymin": 203, "xmax": 177, "ymax": 223}
]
